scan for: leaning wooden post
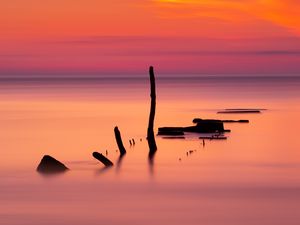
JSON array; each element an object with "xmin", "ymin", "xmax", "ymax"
[
  {"xmin": 93, "ymin": 152, "xmax": 114, "ymax": 167},
  {"xmin": 114, "ymin": 126, "xmax": 127, "ymax": 156},
  {"xmin": 147, "ymin": 66, "xmax": 157, "ymax": 154}
]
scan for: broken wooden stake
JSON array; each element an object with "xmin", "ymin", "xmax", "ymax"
[
  {"xmin": 114, "ymin": 126, "xmax": 127, "ymax": 156},
  {"xmin": 93, "ymin": 152, "xmax": 113, "ymax": 167},
  {"xmin": 147, "ymin": 66, "xmax": 157, "ymax": 154}
]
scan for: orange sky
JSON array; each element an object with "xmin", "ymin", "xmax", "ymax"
[{"xmin": 0, "ymin": 0, "xmax": 300, "ymax": 75}]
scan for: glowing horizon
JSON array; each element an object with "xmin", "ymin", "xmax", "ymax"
[{"xmin": 0, "ymin": 0, "xmax": 300, "ymax": 76}]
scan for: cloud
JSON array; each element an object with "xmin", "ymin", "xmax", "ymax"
[
  {"xmin": 154, "ymin": 0, "xmax": 300, "ymax": 35},
  {"xmin": 49, "ymin": 35, "xmax": 300, "ymax": 57},
  {"xmin": 1, "ymin": 35, "xmax": 300, "ymax": 76}
]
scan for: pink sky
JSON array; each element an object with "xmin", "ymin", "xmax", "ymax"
[{"xmin": 1, "ymin": 0, "xmax": 300, "ymax": 76}]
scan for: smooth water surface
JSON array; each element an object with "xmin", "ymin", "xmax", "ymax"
[{"xmin": 1, "ymin": 76, "xmax": 300, "ymax": 225}]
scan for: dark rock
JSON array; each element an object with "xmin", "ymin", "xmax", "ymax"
[{"xmin": 37, "ymin": 155, "xmax": 69, "ymax": 173}]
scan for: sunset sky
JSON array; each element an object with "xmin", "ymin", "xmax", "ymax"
[{"xmin": 1, "ymin": 0, "xmax": 300, "ymax": 76}]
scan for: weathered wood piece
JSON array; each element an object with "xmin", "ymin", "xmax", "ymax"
[
  {"xmin": 218, "ymin": 110, "xmax": 261, "ymax": 114},
  {"xmin": 147, "ymin": 66, "xmax": 157, "ymax": 154},
  {"xmin": 193, "ymin": 118, "xmax": 249, "ymax": 123},
  {"xmin": 158, "ymin": 118, "xmax": 225, "ymax": 135},
  {"xmin": 162, "ymin": 136, "xmax": 186, "ymax": 139},
  {"xmin": 157, "ymin": 129, "xmax": 184, "ymax": 136},
  {"xmin": 225, "ymin": 108, "xmax": 266, "ymax": 111},
  {"xmin": 93, "ymin": 152, "xmax": 113, "ymax": 167},
  {"xmin": 221, "ymin": 120, "xmax": 249, "ymax": 123},
  {"xmin": 158, "ymin": 126, "xmax": 231, "ymax": 135},
  {"xmin": 114, "ymin": 126, "xmax": 126, "ymax": 156},
  {"xmin": 199, "ymin": 136, "xmax": 227, "ymax": 140}
]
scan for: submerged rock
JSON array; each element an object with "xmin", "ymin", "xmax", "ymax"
[{"xmin": 37, "ymin": 155, "xmax": 69, "ymax": 173}]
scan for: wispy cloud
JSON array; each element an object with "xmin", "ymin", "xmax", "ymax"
[
  {"xmin": 49, "ymin": 35, "xmax": 300, "ymax": 56},
  {"xmin": 1, "ymin": 35, "xmax": 300, "ymax": 76},
  {"xmin": 154, "ymin": 0, "xmax": 300, "ymax": 35}
]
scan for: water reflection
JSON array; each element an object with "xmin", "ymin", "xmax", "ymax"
[
  {"xmin": 1, "ymin": 76, "xmax": 300, "ymax": 225},
  {"xmin": 37, "ymin": 170, "xmax": 69, "ymax": 178},
  {"xmin": 148, "ymin": 150, "xmax": 156, "ymax": 177},
  {"xmin": 116, "ymin": 154, "xmax": 126, "ymax": 174},
  {"xmin": 95, "ymin": 166, "xmax": 112, "ymax": 175}
]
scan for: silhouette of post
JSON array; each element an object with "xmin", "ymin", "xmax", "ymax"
[
  {"xmin": 114, "ymin": 126, "xmax": 127, "ymax": 156},
  {"xmin": 147, "ymin": 66, "xmax": 157, "ymax": 154},
  {"xmin": 93, "ymin": 152, "xmax": 113, "ymax": 167}
]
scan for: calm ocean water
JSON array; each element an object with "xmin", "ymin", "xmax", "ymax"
[{"xmin": 1, "ymin": 76, "xmax": 300, "ymax": 225}]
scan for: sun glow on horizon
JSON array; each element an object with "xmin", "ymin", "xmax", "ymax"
[
  {"xmin": 155, "ymin": 0, "xmax": 300, "ymax": 35},
  {"xmin": 0, "ymin": 0, "xmax": 300, "ymax": 75}
]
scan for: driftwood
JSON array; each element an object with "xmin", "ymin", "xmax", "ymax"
[
  {"xmin": 114, "ymin": 126, "xmax": 126, "ymax": 156},
  {"xmin": 193, "ymin": 118, "xmax": 249, "ymax": 123},
  {"xmin": 221, "ymin": 120, "xmax": 249, "ymax": 123},
  {"xmin": 37, "ymin": 155, "xmax": 69, "ymax": 173},
  {"xmin": 158, "ymin": 126, "xmax": 231, "ymax": 135},
  {"xmin": 158, "ymin": 130, "xmax": 184, "ymax": 136},
  {"xmin": 225, "ymin": 108, "xmax": 266, "ymax": 111},
  {"xmin": 147, "ymin": 66, "xmax": 157, "ymax": 154},
  {"xmin": 93, "ymin": 152, "xmax": 113, "ymax": 167},
  {"xmin": 199, "ymin": 136, "xmax": 227, "ymax": 140},
  {"xmin": 162, "ymin": 136, "xmax": 185, "ymax": 139},
  {"xmin": 158, "ymin": 118, "xmax": 228, "ymax": 136},
  {"xmin": 218, "ymin": 110, "xmax": 261, "ymax": 114}
]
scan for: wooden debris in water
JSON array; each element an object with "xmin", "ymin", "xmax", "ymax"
[
  {"xmin": 147, "ymin": 66, "xmax": 157, "ymax": 154},
  {"xmin": 225, "ymin": 108, "xmax": 266, "ymax": 111},
  {"xmin": 162, "ymin": 136, "xmax": 185, "ymax": 139},
  {"xmin": 92, "ymin": 152, "xmax": 113, "ymax": 167},
  {"xmin": 114, "ymin": 126, "xmax": 126, "ymax": 156},
  {"xmin": 199, "ymin": 136, "xmax": 227, "ymax": 140},
  {"xmin": 218, "ymin": 110, "xmax": 261, "ymax": 114},
  {"xmin": 222, "ymin": 120, "xmax": 249, "ymax": 123}
]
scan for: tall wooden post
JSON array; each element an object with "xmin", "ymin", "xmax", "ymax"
[
  {"xmin": 114, "ymin": 126, "xmax": 127, "ymax": 156},
  {"xmin": 147, "ymin": 66, "xmax": 157, "ymax": 154}
]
